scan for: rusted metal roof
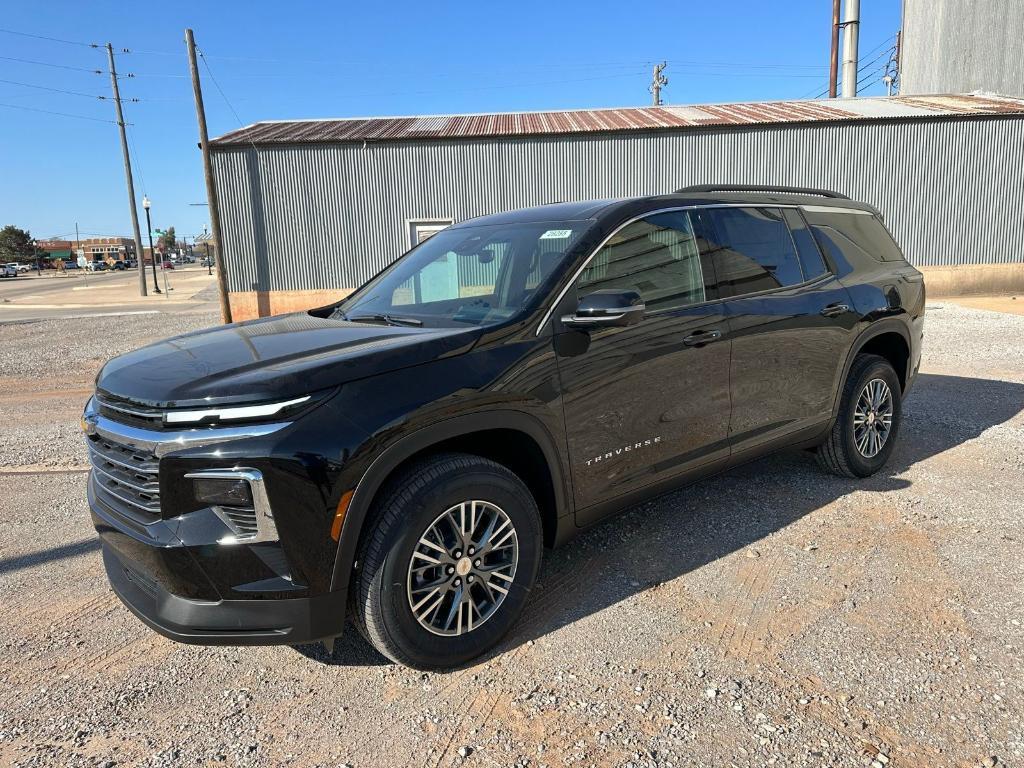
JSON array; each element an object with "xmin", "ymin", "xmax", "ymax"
[{"xmin": 211, "ymin": 93, "xmax": 1024, "ymax": 147}]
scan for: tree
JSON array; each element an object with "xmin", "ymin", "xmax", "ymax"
[
  {"xmin": 157, "ymin": 226, "xmax": 177, "ymax": 252},
  {"xmin": 0, "ymin": 225, "xmax": 39, "ymax": 262}
]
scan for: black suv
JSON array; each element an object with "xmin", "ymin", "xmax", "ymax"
[{"xmin": 83, "ymin": 186, "xmax": 924, "ymax": 668}]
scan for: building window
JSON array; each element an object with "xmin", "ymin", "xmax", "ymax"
[{"xmin": 408, "ymin": 219, "xmax": 453, "ymax": 249}]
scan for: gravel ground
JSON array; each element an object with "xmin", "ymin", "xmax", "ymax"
[{"xmin": 0, "ymin": 303, "xmax": 1022, "ymax": 768}]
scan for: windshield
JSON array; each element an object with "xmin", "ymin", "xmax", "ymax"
[{"xmin": 334, "ymin": 221, "xmax": 588, "ymax": 327}]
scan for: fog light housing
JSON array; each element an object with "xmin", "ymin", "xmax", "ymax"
[{"xmin": 193, "ymin": 477, "xmax": 253, "ymax": 507}]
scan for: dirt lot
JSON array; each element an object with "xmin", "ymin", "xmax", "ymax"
[{"xmin": 1, "ymin": 302, "xmax": 1022, "ymax": 768}]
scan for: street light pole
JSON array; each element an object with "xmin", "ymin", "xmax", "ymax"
[{"xmin": 142, "ymin": 196, "xmax": 161, "ymax": 294}]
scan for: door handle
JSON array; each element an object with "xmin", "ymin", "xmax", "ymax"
[
  {"xmin": 682, "ymin": 329, "xmax": 723, "ymax": 347},
  {"xmin": 820, "ymin": 303, "xmax": 850, "ymax": 318}
]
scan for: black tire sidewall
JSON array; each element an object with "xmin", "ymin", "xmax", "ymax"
[
  {"xmin": 840, "ymin": 359, "xmax": 902, "ymax": 477},
  {"xmin": 366, "ymin": 463, "xmax": 542, "ymax": 668}
]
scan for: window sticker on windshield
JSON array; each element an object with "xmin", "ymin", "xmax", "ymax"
[{"xmin": 539, "ymin": 229, "xmax": 572, "ymax": 239}]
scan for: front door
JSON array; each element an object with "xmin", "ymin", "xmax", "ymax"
[
  {"xmin": 699, "ymin": 206, "xmax": 857, "ymax": 454},
  {"xmin": 553, "ymin": 210, "xmax": 733, "ymax": 520}
]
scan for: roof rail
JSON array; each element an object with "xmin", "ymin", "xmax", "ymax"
[{"xmin": 675, "ymin": 184, "xmax": 850, "ymax": 199}]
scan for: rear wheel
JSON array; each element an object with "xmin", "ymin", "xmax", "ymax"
[
  {"xmin": 352, "ymin": 453, "xmax": 542, "ymax": 669},
  {"xmin": 816, "ymin": 354, "xmax": 902, "ymax": 478}
]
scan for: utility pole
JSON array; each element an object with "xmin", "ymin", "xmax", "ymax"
[
  {"xmin": 650, "ymin": 62, "xmax": 668, "ymax": 106},
  {"xmin": 185, "ymin": 28, "xmax": 232, "ymax": 324},
  {"xmin": 841, "ymin": 0, "xmax": 861, "ymax": 97},
  {"xmin": 828, "ymin": 0, "xmax": 841, "ymax": 98},
  {"xmin": 105, "ymin": 43, "xmax": 147, "ymax": 297}
]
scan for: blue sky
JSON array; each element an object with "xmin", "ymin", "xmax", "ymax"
[{"xmin": 2, "ymin": 0, "xmax": 901, "ymax": 243}]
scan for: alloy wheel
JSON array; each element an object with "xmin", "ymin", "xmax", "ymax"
[
  {"xmin": 406, "ymin": 500, "xmax": 518, "ymax": 636},
  {"xmin": 853, "ymin": 378, "xmax": 894, "ymax": 458}
]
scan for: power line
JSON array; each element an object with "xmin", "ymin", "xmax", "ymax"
[
  {"xmin": 0, "ymin": 101, "xmax": 118, "ymax": 123},
  {"xmin": 856, "ymin": 62, "xmax": 892, "ymax": 93},
  {"xmin": 196, "ymin": 47, "xmax": 249, "ymax": 130},
  {"xmin": 800, "ymin": 33, "xmax": 897, "ymax": 99},
  {"xmin": 0, "ymin": 77, "xmax": 104, "ymax": 99},
  {"xmin": 0, "ymin": 27, "xmax": 98, "ymax": 48},
  {"xmin": 0, "ymin": 54, "xmax": 101, "ymax": 74},
  {"xmin": 0, "ymin": 77, "xmax": 145, "ymax": 103},
  {"xmin": 125, "ymin": 123, "xmax": 148, "ymax": 195}
]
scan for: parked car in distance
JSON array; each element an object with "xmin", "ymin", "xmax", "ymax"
[
  {"xmin": 200, "ymin": 256, "xmax": 214, "ymax": 268},
  {"xmin": 63, "ymin": 260, "xmax": 79, "ymax": 270},
  {"xmin": 83, "ymin": 185, "xmax": 925, "ymax": 670},
  {"xmin": 1, "ymin": 264, "xmax": 17, "ymax": 278},
  {"xmin": 6, "ymin": 262, "xmax": 30, "ymax": 273},
  {"xmin": 161, "ymin": 260, "xmax": 174, "ymax": 270},
  {"xmin": 86, "ymin": 261, "xmax": 108, "ymax": 272},
  {"xmin": 110, "ymin": 261, "xmax": 126, "ymax": 271}
]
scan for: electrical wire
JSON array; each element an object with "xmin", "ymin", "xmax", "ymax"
[
  {"xmin": 0, "ymin": 54, "xmax": 101, "ymax": 73},
  {"xmin": 196, "ymin": 47, "xmax": 249, "ymax": 130},
  {"xmin": 0, "ymin": 77, "xmax": 104, "ymax": 99},
  {"xmin": 0, "ymin": 28, "xmax": 98, "ymax": 48},
  {"xmin": 125, "ymin": 123, "xmax": 148, "ymax": 195},
  {"xmin": 0, "ymin": 101, "xmax": 118, "ymax": 123},
  {"xmin": 799, "ymin": 33, "xmax": 897, "ymax": 99}
]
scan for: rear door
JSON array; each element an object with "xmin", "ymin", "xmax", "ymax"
[
  {"xmin": 554, "ymin": 210, "xmax": 733, "ymax": 519},
  {"xmin": 699, "ymin": 206, "xmax": 856, "ymax": 455}
]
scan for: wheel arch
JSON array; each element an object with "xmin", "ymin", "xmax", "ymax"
[
  {"xmin": 330, "ymin": 411, "xmax": 573, "ymax": 593},
  {"xmin": 831, "ymin": 320, "xmax": 912, "ymax": 420}
]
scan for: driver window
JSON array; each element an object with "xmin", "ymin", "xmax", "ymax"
[{"xmin": 577, "ymin": 211, "xmax": 714, "ymax": 311}]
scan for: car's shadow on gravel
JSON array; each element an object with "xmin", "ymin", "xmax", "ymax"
[{"xmin": 306, "ymin": 372, "xmax": 1024, "ymax": 668}]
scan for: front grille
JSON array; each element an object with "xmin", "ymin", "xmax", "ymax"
[
  {"xmin": 95, "ymin": 393, "xmax": 164, "ymax": 430},
  {"xmin": 87, "ymin": 433, "xmax": 160, "ymax": 521}
]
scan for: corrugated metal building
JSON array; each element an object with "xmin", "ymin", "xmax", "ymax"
[
  {"xmin": 900, "ymin": 0, "xmax": 1024, "ymax": 97},
  {"xmin": 209, "ymin": 93, "xmax": 1024, "ymax": 320}
]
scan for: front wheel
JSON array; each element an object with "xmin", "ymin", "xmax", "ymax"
[
  {"xmin": 352, "ymin": 453, "xmax": 543, "ymax": 669},
  {"xmin": 816, "ymin": 353, "xmax": 902, "ymax": 478}
]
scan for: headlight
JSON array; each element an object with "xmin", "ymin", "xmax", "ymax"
[{"xmin": 163, "ymin": 395, "xmax": 313, "ymax": 426}]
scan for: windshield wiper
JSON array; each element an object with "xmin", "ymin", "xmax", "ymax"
[{"xmin": 346, "ymin": 313, "xmax": 423, "ymax": 327}]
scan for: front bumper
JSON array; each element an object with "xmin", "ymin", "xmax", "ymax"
[
  {"xmin": 102, "ymin": 543, "xmax": 345, "ymax": 645},
  {"xmin": 83, "ymin": 396, "xmax": 352, "ymax": 646}
]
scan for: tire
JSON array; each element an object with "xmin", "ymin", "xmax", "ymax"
[
  {"xmin": 816, "ymin": 353, "xmax": 902, "ymax": 478},
  {"xmin": 352, "ymin": 452, "xmax": 543, "ymax": 669}
]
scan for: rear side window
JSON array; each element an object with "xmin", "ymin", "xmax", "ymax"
[
  {"xmin": 804, "ymin": 210, "xmax": 907, "ymax": 264},
  {"xmin": 697, "ymin": 207, "xmax": 803, "ymax": 295},
  {"xmin": 782, "ymin": 208, "xmax": 829, "ymax": 279},
  {"xmin": 578, "ymin": 211, "xmax": 716, "ymax": 311}
]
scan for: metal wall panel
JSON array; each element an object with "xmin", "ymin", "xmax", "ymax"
[
  {"xmin": 901, "ymin": 0, "xmax": 1024, "ymax": 97},
  {"xmin": 211, "ymin": 116, "xmax": 1024, "ymax": 294}
]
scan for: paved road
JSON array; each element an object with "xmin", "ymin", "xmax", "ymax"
[
  {"xmin": 0, "ymin": 265, "xmax": 217, "ymax": 323},
  {"xmin": 0, "ymin": 269, "xmax": 140, "ymax": 300}
]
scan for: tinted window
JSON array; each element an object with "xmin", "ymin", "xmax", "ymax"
[
  {"xmin": 699, "ymin": 207, "xmax": 803, "ymax": 295},
  {"xmin": 577, "ymin": 211, "xmax": 714, "ymax": 311},
  {"xmin": 804, "ymin": 210, "xmax": 906, "ymax": 264},
  {"xmin": 782, "ymin": 208, "xmax": 829, "ymax": 279}
]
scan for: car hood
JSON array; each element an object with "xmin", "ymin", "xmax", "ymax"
[{"xmin": 96, "ymin": 312, "xmax": 482, "ymax": 407}]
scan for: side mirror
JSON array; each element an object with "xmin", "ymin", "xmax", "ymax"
[{"xmin": 560, "ymin": 289, "xmax": 645, "ymax": 330}]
